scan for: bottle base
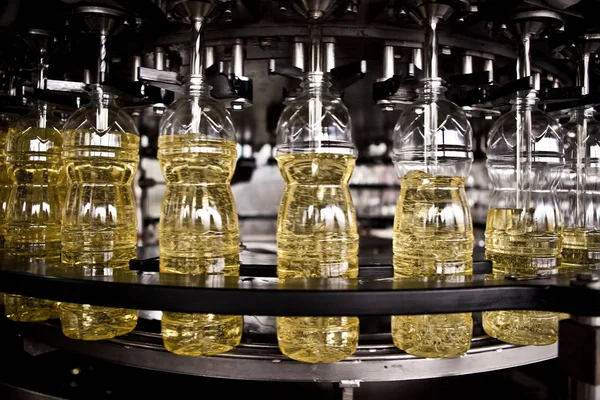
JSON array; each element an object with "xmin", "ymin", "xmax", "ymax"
[
  {"xmin": 277, "ymin": 316, "xmax": 359, "ymax": 363},
  {"xmin": 4, "ymin": 294, "xmax": 59, "ymax": 322},
  {"xmin": 482, "ymin": 310, "xmax": 558, "ymax": 346},
  {"xmin": 60, "ymin": 303, "xmax": 138, "ymax": 340},
  {"xmin": 161, "ymin": 312, "xmax": 242, "ymax": 357},
  {"xmin": 391, "ymin": 313, "xmax": 473, "ymax": 358}
]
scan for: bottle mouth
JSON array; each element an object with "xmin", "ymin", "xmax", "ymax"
[
  {"xmin": 510, "ymin": 90, "xmax": 539, "ymax": 105},
  {"xmin": 300, "ymin": 72, "xmax": 332, "ymax": 89},
  {"xmin": 187, "ymin": 75, "xmax": 213, "ymax": 92},
  {"xmin": 416, "ymin": 78, "xmax": 447, "ymax": 95}
]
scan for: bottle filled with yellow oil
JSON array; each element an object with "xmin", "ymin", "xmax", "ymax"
[
  {"xmin": 60, "ymin": 84, "xmax": 139, "ymax": 340},
  {"xmin": 275, "ymin": 63, "xmax": 359, "ymax": 363},
  {"xmin": 156, "ymin": 21, "xmax": 243, "ymax": 356},
  {"xmin": 483, "ymin": 91, "xmax": 564, "ymax": 346},
  {"xmin": 0, "ymin": 113, "xmax": 19, "ymax": 249},
  {"xmin": 559, "ymin": 99, "xmax": 600, "ymax": 269},
  {"xmin": 158, "ymin": 92, "xmax": 242, "ymax": 355},
  {"xmin": 3, "ymin": 102, "xmax": 62, "ymax": 321},
  {"xmin": 391, "ymin": 77, "xmax": 474, "ymax": 358}
]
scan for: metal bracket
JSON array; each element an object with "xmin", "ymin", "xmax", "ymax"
[
  {"xmin": 206, "ymin": 61, "xmax": 253, "ymax": 108},
  {"xmin": 483, "ymin": 76, "xmax": 534, "ymax": 104},
  {"xmin": 268, "ymin": 59, "xmax": 304, "ymax": 80},
  {"xmin": 330, "ymin": 60, "xmax": 367, "ymax": 94},
  {"xmin": 338, "ymin": 380, "xmax": 360, "ymax": 400}
]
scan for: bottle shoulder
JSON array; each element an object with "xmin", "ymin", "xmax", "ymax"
[{"xmin": 159, "ymin": 96, "xmax": 236, "ymax": 141}]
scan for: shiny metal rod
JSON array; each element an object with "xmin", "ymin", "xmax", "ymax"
[
  {"xmin": 132, "ymin": 56, "xmax": 141, "ymax": 81},
  {"xmin": 462, "ymin": 55, "xmax": 473, "ymax": 74},
  {"xmin": 232, "ymin": 39, "xmax": 244, "ymax": 77},
  {"xmin": 293, "ymin": 38, "xmax": 305, "ymax": 71},
  {"xmin": 516, "ymin": 34, "xmax": 531, "ymax": 80},
  {"xmin": 309, "ymin": 23, "xmax": 322, "ymax": 73},
  {"xmin": 97, "ymin": 29, "xmax": 108, "ymax": 84},
  {"xmin": 205, "ymin": 46, "xmax": 215, "ymax": 69},
  {"xmin": 582, "ymin": 52, "xmax": 591, "ymax": 96},
  {"xmin": 324, "ymin": 39, "xmax": 335, "ymax": 73},
  {"xmin": 154, "ymin": 47, "xmax": 165, "ymax": 71},
  {"xmin": 190, "ymin": 20, "xmax": 205, "ymax": 78},
  {"xmin": 37, "ymin": 49, "xmax": 46, "ymax": 90},
  {"xmin": 484, "ymin": 58, "xmax": 494, "ymax": 82},
  {"xmin": 423, "ymin": 18, "xmax": 439, "ymax": 79},
  {"xmin": 383, "ymin": 45, "xmax": 394, "ymax": 79}
]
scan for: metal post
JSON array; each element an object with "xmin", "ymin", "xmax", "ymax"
[
  {"xmin": 533, "ymin": 71, "xmax": 541, "ymax": 91},
  {"xmin": 154, "ymin": 47, "xmax": 165, "ymax": 71},
  {"xmin": 190, "ymin": 19, "xmax": 204, "ymax": 78},
  {"xmin": 484, "ymin": 58, "xmax": 494, "ymax": 82},
  {"xmin": 232, "ymin": 39, "xmax": 244, "ymax": 77},
  {"xmin": 383, "ymin": 45, "xmax": 395, "ymax": 80},
  {"xmin": 205, "ymin": 46, "xmax": 215, "ymax": 69},
  {"xmin": 309, "ymin": 23, "xmax": 322, "ymax": 73},
  {"xmin": 323, "ymin": 38, "xmax": 335, "ymax": 73},
  {"xmin": 132, "ymin": 56, "xmax": 141, "ymax": 81},
  {"xmin": 97, "ymin": 29, "xmax": 108, "ymax": 84},
  {"xmin": 462, "ymin": 54, "xmax": 473, "ymax": 74},
  {"xmin": 412, "ymin": 48, "xmax": 423, "ymax": 73},
  {"xmin": 423, "ymin": 18, "xmax": 439, "ymax": 79},
  {"xmin": 516, "ymin": 34, "xmax": 531, "ymax": 80},
  {"xmin": 293, "ymin": 37, "xmax": 305, "ymax": 71},
  {"xmin": 338, "ymin": 380, "xmax": 360, "ymax": 400}
]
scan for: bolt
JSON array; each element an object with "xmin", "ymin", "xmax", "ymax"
[{"xmin": 577, "ymin": 272, "xmax": 599, "ymax": 282}]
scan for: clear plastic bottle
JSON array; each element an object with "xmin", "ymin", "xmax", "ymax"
[
  {"xmin": 60, "ymin": 84, "xmax": 139, "ymax": 340},
  {"xmin": 559, "ymin": 65, "xmax": 600, "ymax": 269},
  {"xmin": 4, "ymin": 101, "xmax": 62, "ymax": 321},
  {"xmin": 158, "ymin": 77, "xmax": 242, "ymax": 356},
  {"xmin": 391, "ymin": 78, "xmax": 474, "ymax": 358},
  {"xmin": 275, "ymin": 71, "xmax": 359, "ymax": 363},
  {"xmin": 483, "ymin": 91, "xmax": 563, "ymax": 345},
  {"xmin": 0, "ymin": 113, "xmax": 19, "ymax": 249}
]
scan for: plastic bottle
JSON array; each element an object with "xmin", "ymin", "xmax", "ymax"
[
  {"xmin": 4, "ymin": 102, "xmax": 62, "ymax": 321},
  {"xmin": 158, "ymin": 76, "xmax": 242, "ymax": 356},
  {"xmin": 559, "ymin": 52, "xmax": 600, "ymax": 269},
  {"xmin": 391, "ymin": 78, "xmax": 474, "ymax": 358},
  {"xmin": 60, "ymin": 84, "xmax": 139, "ymax": 340},
  {"xmin": 0, "ymin": 113, "xmax": 19, "ymax": 249},
  {"xmin": 275, "ymin": 67, "xmax": 359, "ymax": 363},
  {"xmin": 483, "ymin": 90, "xmax": 564, "ymax": 345}
]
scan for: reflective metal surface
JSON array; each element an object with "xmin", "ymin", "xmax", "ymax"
[{"xmin": 16, "ymin": 321, "xmax": 557, "ymax": 382}]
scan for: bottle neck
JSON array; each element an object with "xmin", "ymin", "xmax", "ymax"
[
  {"xmin": 512, "ymin": 90, "xmax": 538, "ymax": 110},
  {"xmin": 33, "ymin": 100, "xmax": 50, "ymax": 129},
  {"xmin": 301, "ymin": 72, "xmax": 331, "ymax": 96},
  {"xmin": 417, "ymin": 78, "xmax": 446, "ymax": 100},
  {"xmin": 90, "ymin": 84, "xmax": 115, "ymax": 106},
  {"xmin": 187, "ymin": 76, "xmax": 211, "ymax": 98}
]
